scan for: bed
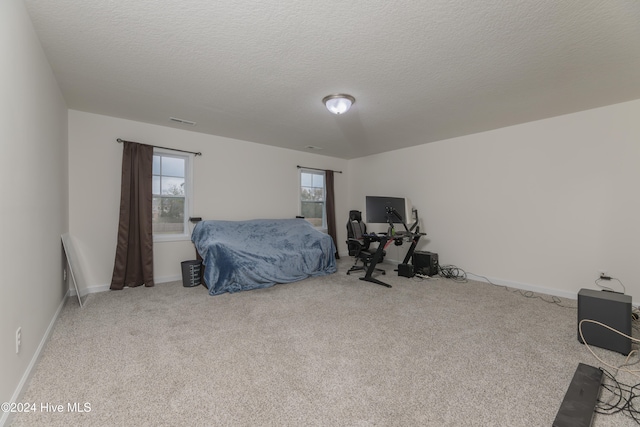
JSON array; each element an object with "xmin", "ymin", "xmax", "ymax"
[{"xmin": 191, "ymin": 218, "xmax": 337, "ymax": 295}]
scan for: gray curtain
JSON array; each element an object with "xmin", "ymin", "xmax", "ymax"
[{"xmin": 110, "ymin": 141, "xmax": 155, "ymax": 290}]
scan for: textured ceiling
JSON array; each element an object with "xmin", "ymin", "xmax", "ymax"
[{"xmin": 24, "ymin": 0, "xmax": 640, "ymax": 159}]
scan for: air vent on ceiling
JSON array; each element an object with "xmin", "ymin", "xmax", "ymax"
[
  {"xmin": 169, "ymin": 117, "xmax": 196, "ymax": 126},
  {"xmin": 306, "ymin": 145, "xmax": 323, "ymax": 150}
]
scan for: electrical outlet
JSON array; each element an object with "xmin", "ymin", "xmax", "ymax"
[
  {"xmin": 63, "ymin": 268, "xmax": 67, "ymax": 281},
  {"xmin": 598, "ymin": 270, "xmax": 608, "ymax": 278},
  {"xmin": 16, "ymin": 327, "xmax": 21, "ymax": 354}
]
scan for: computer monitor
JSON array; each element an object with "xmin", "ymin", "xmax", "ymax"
[{"xmin": 365, "ymin": 196, "xmax": 407, "ymax": 224}]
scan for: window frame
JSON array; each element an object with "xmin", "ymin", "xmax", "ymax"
[
  {"xmin": 299, "ymin": 168, "xmax": 327, "ymax": 231},
  {"xmin": 152, "ymin": 148, "xmax": 194, "ymax": 242}
]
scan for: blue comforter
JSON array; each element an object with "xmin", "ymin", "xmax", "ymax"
[{"xmin": 192, "ymin": 219, "xmax": 337, "ymax": 295}]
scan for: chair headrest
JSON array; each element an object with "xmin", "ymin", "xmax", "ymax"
[{"xmin": 349, "ymin": 210, "xmax": 362, "ymax": 222}]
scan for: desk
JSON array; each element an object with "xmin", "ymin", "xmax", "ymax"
[{"xmin": 360, "ymin": 231, "xmax": 426, "ymax": 288}]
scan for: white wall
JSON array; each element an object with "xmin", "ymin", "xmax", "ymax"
[
  {"xmin": 68, "ymin": 110, "xmax": 349, "ymax": 289},
  {"xmin": 349, "ymin": 99, "xmax": 640, "ymax": 300},
  {"xmin": 0, "ymin": 0, "xmax": 69, "ymax": 418}
]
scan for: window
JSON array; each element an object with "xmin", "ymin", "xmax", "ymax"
[
  {"xmin": 152, "ymin": 149, "xmax": 193, "ymax": 240},
  {"xmin": 300, "ymin": 169, "xmax": 326, "ymax": 229}
]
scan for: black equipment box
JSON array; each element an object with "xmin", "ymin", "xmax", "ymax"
[
  {"xmin": 398, "ymin": 263, "xmax": 415, "ymax": 278},
  {"xmin": 577, "ymin": 288, "xmax": 632, "ymax": 355},
  {"xmin": 413, "ymin": 251, "xmax": 438, "ymax": 276}
]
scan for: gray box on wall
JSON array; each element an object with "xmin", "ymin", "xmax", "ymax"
[{"xmin": 577, "ymin": 288, "xmax": 632, "ymax": 355}]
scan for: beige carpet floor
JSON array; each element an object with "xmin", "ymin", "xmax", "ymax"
[{"xmin": 9, "ymin": 259, "xmax": 639, "ymax": 426}]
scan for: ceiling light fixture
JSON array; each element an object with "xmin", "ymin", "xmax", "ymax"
[{"xmin": 322, "ymin": 94, "xmax": 355, "ymax": 115}]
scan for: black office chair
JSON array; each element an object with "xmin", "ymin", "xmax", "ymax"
[{"xmin": 346, "ymin": 210, "xmax": 385, "ymax": 276}]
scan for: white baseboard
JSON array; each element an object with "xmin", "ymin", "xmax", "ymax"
[
  {"xmin": 155, "ymin": 274, "xmax": 182, "ymax": 284},
  {"xmin": 69, "ymin": 283, "xmax": 110, "ymax": 296},
  {"xmin": 1, "ymin": 290, "xmax": 69, "ymax": 427},
  {"xmin": 372, "ymin": 255, "xmax": 581, "ymax": 301},
  {"xmin": 68, "ymin": 262, "xmax": 615, "ymax": 306},
  {"xmin": 464, "ymin": 272, "xmax": 578, "ymax": 301},
  {"xmin": 68, "ymin": 275, "xmax": 183, "ymax": 297},
  {"xmin": 469, "ymin": 274, "xmax": 640, "ymax": 306}
]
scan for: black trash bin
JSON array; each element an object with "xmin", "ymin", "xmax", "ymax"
[{"xmin": 181, "ymin": 260, "xmax": 202, "ymax": 287}]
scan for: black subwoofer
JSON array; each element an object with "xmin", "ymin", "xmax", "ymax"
[
  {"xmin": 577, "ymin": 288, "xmax": 632, "ymax": 355},
  {"xmin": 412, "ymin": 251, "xmax": 438, "ymax": 276}
]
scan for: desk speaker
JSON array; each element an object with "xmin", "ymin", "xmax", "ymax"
[
  {"xmin": 398, "ymin": 263, "xmax": 415, "ymax": 278},
  {"xmin": 577, "ymin": 288, "xmax": 631, "ymax": 355}
]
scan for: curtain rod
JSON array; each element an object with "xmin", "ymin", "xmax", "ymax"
[
  {"xmin": 116, "ymin": 138, "xmax": 202, "ymax": 156},
  {"xmin": 297, "ymin": 165, "xmax": 342, "ymax": 174}
]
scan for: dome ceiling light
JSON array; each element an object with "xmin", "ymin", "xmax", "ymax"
[{"xmin": 322, "ymin": 94, "xmax": 355, "ymax": 115}]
